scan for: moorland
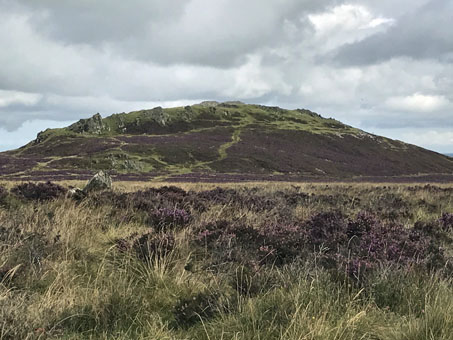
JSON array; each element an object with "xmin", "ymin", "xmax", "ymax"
[{"xmin": 1, "ymin": 180, "xmax": 452, "ymax": 339}]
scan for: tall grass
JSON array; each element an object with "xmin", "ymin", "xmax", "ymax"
[{"xmin": 0, "ymin": 182, "xmax": 452, "ymax": 339}]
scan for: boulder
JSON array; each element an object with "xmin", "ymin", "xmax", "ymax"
[{"xmin": 83, "ymin": 171, "xmax": 112, "ymax": 193}]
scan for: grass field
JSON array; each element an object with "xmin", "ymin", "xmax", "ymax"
[{"xmin": 1, "ymin": 181, "xmax": 452, "ymax": 339}]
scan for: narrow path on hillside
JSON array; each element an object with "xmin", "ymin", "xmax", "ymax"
[
  {"xmin": 216, "ymin": 126, "xmax": 244, "ymax": 162},
  {"xmin": 149, "ymin": 114, "xmax": 256, "ymax": 182}
]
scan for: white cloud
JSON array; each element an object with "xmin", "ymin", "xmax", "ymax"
[
  {"xmin": 0, "ymin": 90, "xmax": 42, "ymax": 108},
  {"xmin": 308, "ymin": 4, "xmax": 394, "ymax": 51},
  {"xmin": 385, "ymin": 93, "xmax": 450, "ymax": 112},
  {"xmin": 0, "ymin": 0, "xmax": 452, "ymax": 154},
  {"xmin": 309, "ymin": 5, "xmax": 393, "ymax": 32}
]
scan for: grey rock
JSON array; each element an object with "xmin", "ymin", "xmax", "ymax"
[
  {"xmin": 108, "ymin": 153, "xmax": 143, "ymax": 171},
  {"xmin": 68, "ymin": 113, "xmax": 106, "ymax": 134},
  {"xmin": 198, "ymin": 101, "xmax": 219, "ymax": 107},
  {"xmin": 143, "ymin": 106, "xmax": 169, "ymax": 126},
  {"xmin": 33, "ymin": 129, "xmax": 51, "ymax": 145},
  {"xmin": 83, "ymin": 171, "xmax": 112, "ymax": 193}
]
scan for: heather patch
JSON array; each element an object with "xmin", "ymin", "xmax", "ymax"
[
  {"xmin": 149, "ymin": 208, "xmax": 191, "ymax": 230},
  {"xmin": 439, "ymin": 213, "xmax": 453, "ymax": 231},
  {"xmin": 1, "ymin": 183, "xmax": 453, "ymax": 339},
  {"xmin": 0, "ymin": 185, "xmax": 7, "ymax": 205},
  {"xmin": 132, "ymin": 231, "xmax": 176, "ymax": 262},
  {"xmin": 192, "ymin": 210, "xmax": 450, "ymax": 283},
  {"xmin": 11, "ymin": 181, "xmax": 67, "ymax": 201}
]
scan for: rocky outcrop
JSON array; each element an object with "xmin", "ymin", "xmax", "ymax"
[
  {"xmin": 33, "ymin": 129, "xmax": 51, "ymax": 145},
  {"xmin": 108, "ymin": 153, "xmax": 143, "ymax": 171},
  {"xmin": 143, "ymin": 107, "xmax": 169, "ymax": 126},
  {"xmin": 68, "ymin": 113, "xmax": 107, "ymax": 134},
  {"xmin": 198, "ymin": 101, "xmax": 219, "ymax": 107},
  {"xmin": 83, "ymin": 170, "xmax": 112, "ymax": 193}
]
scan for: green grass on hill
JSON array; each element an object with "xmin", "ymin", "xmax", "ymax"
[{"xmin": 2, "ymin": 102, "xmax": 453, "ymax": 181}]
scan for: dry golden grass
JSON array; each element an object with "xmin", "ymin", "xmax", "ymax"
[{"xmin": 1, "ymin": 181, "xmax": 452, "ymax": 339}]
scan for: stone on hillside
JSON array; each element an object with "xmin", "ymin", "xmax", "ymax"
[
  {"xmin": 143, "ymin": 106, "xmax": 169, "ymax": 126},
  {"xmin": 67, "ymin": 187, "xmax": 86, "ymax": 200},
  {"xmin": 83, "ymin": 171, "xmax": 112, "ymax": 193},
  {"xmin": 68, "ymin": 113, "xmax": 107, "ymax": 134}
]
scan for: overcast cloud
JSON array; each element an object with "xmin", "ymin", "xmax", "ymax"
[{"xmin": 0, "ymin": 0, "xmax": 452, "ymax": 152}]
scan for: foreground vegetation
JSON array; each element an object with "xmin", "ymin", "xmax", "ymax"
[{"xmin": 1, "ymin": 181, "xmax": 452, "ymax": 339}]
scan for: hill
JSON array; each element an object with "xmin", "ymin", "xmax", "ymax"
[{"xmin": 1, "ymin": 101, "xmax": 453, "ymax": 182}]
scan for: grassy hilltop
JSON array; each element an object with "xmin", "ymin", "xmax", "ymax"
[
  {"xmin": 1, "ymin": 181, "xmax": 453, "ymax": 339},
  {"xmin": 1, "ymin": 101, "xmax": 453, "ymax": 182}
]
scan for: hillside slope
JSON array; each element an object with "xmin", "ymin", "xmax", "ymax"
[{"xmin": 1, "ymin": 102, "xmax": 453, "ymax": 181}]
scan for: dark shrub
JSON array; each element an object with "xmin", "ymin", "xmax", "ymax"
[
  {"xmin": 259, "ymin": 223, "xmax": 306, "ymax": 264},
  {"xmin": 195, "ymin": 220, "xmax": 230, "ymax": 246},
  {"xmin": 439, "ymin": 213, "xmax": 453, "ymax": 231},
  {"xmin": 11, "ymin": 181, "xmax": 67, "ymax": 201},
  {"xmin": 130, "ymin": 190, "xmax": 161, "ymax": 211},
  {"xmin": 299, "ymin": 211, "xmax": 450, "ymax": 283},
  {"xmin": 347, "ymin": 211, "xmax": 376, "ymax": 238},
  {"xmin": 0, "ymin": 185, "xmax": 7, "ymax": 205},
  {"xmin": 357, "ymin": 223, "xmax": 428, "ymax": 266},
  {"xmin": 276, "ymin": 190, "xmax": 310, "ymax": 206},
  {"xmin": 214, "ymin": 224, "xmax": 263, "ymax": 264},
  {"xmin": 194, "ymin": 220, "xmax": 306, "ymax": 265},
  {"xmin": 196, "ymin": 187, "xmax": 239, "ymax": 205},
  {"xmin": 125, "ymin": 186, "xmax": 194, "ymax": 214},
  {"xmin": 88, "ymin": 190, "xmax": 127, "ymax": 207},
  {"xmin": 305, "ymin": 211, "xmax": 348, "ymax": 250},
  {"xmin": 132, "ymin": 231, "xmax": 175, "ymax": 261},
  {"xmin": 194, "ymin": 221, "xmax": 263, "ymax": 264},
  {"xmin": 149, "ymin": 208, "xmax": 191, "ymax": 229},
  {"xmin": 153, "ymin": 185, "xmax": 187, "ymax": 196},
  {"xmin": 192, "ymin": 205, "xmax": 451, "ymax": 283},
  {"xmin": 115, "ymin": 237, "xmax": 132, "ymax": 253},
  {"xmin": 173, "ymin": 292, "xmax": 219, "ymax": 327},
  {"xmin": 413, "ymin": 221, "xmax": 437, "ymax": 236}
]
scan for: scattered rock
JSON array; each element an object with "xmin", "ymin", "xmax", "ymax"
[{"xmin": 83, "ymin": 171, "xmax": 112, "ymax": 193}]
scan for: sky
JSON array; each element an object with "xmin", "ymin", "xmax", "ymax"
[{"xmin": 0, "ymin": 0, "xmax": 452, "ymax": 153}]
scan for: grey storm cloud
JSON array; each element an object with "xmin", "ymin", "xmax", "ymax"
[
  {"xmin": 11, "ymin": 0, "xmax": 336, "ymax": 68},
  {"xmin": 0, "ymin": 0, "xmax": 453, "ymax": 152},
  {"xmin": 334, "ymin": 0, "xmax": 453, "ymax": 65}
]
